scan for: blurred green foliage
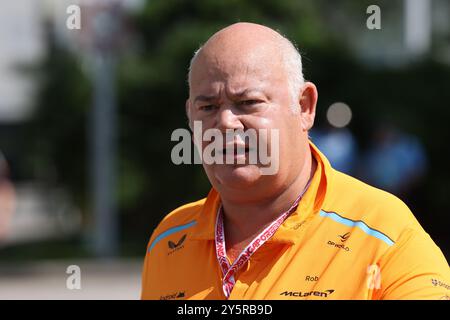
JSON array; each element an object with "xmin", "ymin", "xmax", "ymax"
[{"xmin": 20, "ymin": 0, "xmax": 449, "ymax": 257}]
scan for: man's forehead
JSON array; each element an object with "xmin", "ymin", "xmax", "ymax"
[
  {"xmin": 189, "ymin": 69, "xmax": 276, "ymax": 99},
  {"xmin": 194, "ymin": 49, "xmax": 274, "ymax": 73},
  {"xmin": 190, "ymin": 51, "xmax": 283, "ymax": 93}
]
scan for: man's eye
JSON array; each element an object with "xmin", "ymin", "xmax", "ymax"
[
  {"xmin": 199, "ymin": 105, "xmax": 217, "ymax": 112},
  {"xmin": 238, "ymin": 100, "xmax": 260, "ymax": 106}
]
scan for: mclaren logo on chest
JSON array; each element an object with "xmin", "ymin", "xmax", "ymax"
[{"xmin": 280, "ymin": 289, "xmax": 335, "ymax": 298}]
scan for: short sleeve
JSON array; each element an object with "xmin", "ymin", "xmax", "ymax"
[{"xmin": 378, "ymin": 228, "xmax": 450, "ymax": 300}]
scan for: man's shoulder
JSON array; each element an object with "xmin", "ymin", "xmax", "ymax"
[
  {"xmin": 144, "ymin": 197, "xmax": 209, "ymax": 254},
  {"xmin": 153, "ymin": 197, "xmax": 207, "ymax": 236},
  {"xmin": 323, "ymin": 168, "xmax": 423, "ymax": 244}
]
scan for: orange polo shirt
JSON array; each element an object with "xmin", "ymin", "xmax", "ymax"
[{"xmin": 141, "ymin": 141, "xmax": 450, "ymax": 300}]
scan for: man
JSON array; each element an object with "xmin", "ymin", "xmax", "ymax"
[{"xmin": 141, "ymin": 22, "xmax": 450, "ymax": 300}]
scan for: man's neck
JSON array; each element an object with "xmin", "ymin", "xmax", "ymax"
[{"xmin": 221, "ymin": 150, "xmax": 317, "ymax": 250}]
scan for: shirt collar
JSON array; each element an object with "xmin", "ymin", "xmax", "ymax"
[{"xmin": 190, "ymin": 140, "xmax": 332, "ymax": 244}]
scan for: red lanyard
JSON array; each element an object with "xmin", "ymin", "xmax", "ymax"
[{"xmin": 214, "ymin": 181, "xmax": 311, "ymax": 298}]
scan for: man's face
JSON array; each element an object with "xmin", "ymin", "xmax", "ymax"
[{"xmin": 187, "ymin": 33, "xmax": 310, "ymax": 202}]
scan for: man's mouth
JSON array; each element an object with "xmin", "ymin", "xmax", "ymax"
[
  {"xmin": 217, "ymin": 145, "xmax": 252, "ymax": 158},
  {"xmin": 222, "ymin": 145, "xmax": 250, "ymax": 156}
]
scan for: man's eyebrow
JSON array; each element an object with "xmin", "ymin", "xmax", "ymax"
[
  {"xmin": 193, "ymin": 89, "xmax": 265, "ymax": 103},
  {"xmin": 231, "ymin": 88, "xmax": 265, "ymax": 97},
  {"xmin": 193, "ymin": 95, "xmax": 218, "ymax": 103}
]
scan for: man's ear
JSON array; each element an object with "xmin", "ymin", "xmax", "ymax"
[{"xmin": 298, "ymin": 82, "xmax": 318, "ymax": 131}]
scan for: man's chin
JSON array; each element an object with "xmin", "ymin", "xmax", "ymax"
[{"xmin": 213, "ymin": 164, "xmax": 262, "ymax": 189}]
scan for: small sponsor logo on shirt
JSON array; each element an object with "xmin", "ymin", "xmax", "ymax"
[
  {"xmin": 160, "ymin": 291, "xmax": 185, "ymax": 300},
  {"xmin": 292, "ymin": 221, "xmax": 306, "ymax": 230},
  {"xmin": 326, "ymin": 233, "xmax": 351, "ymax": 251},
  {"xmin": 339, "ymin": 232, "xmax": 351, "ymax": 242},
  {"xmin": 327, "ymin": 240, "xmax": 350, "ymax": 251},
  {"xmin": 431, "ymin": 278, "xmax": 450, "ymax": 290},
  {"xmin": 168, "ymin": 234, "xmax": 187, "ymax": 255},
  {"xmin": 280, "ymin": 289, "xmax": 334, "ymax": 298}
]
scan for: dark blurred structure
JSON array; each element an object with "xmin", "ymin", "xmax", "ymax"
[
  {"xmin": 310, "ymin": 126, "xmax": 358, "ymax": 176},
  {"xmin": 0, "ymin": 0, "xmax": 448, "ymax": 261},
  {"xmin": 0, "ymin": 152, "xmax": 15, "ymax": 240},
  {"xmin": 361, "ymin": 124, "xmax": 428, "ymax": 196}
]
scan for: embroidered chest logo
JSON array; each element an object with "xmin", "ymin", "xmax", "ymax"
[
  {"xmin": 168, "ymin": 234, "xmax": 187, "ymax": 255},
  {"xmin": 326, "ymin": 232, "xmax": 351, "ymax": 251},
  {"xmin": 339, "ymin": 232, "xmax": 351, "ymax": 242}
]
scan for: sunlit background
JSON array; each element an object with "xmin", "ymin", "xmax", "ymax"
[{"xmin": 0, "ymin": 0, "xmax": 449, "ymax": 299}]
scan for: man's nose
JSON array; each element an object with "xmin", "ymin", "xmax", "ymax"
[{"xmin": 215, "ymin": 106, "xmax": 244, "ymax": 132}]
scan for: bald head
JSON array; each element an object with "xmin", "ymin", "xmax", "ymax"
[{"xmin": 188, "ymin": 23, "xmax": 304, "ymax": 111}]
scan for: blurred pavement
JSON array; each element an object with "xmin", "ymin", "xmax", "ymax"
[{"xmin": 0, "ymin": 259, "xmax": 142, "ymax": 300}]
